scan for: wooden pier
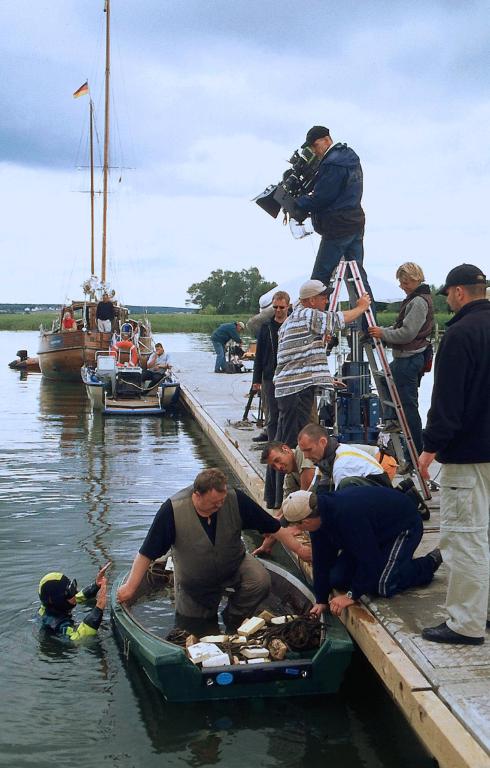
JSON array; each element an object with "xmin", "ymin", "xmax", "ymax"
[{"xmin": 172, "ymin": 346, "xmax": 490, "ymax": 768}]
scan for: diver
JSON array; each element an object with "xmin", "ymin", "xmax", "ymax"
[{"xmin": 37, "ymin": 563, "xmax": 109, "ymax": 641}]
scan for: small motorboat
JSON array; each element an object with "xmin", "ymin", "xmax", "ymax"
[
  {"xmin": 111, "ymin": 558, "xmax": 353, "ymax": 702},
  {"xmin": 82, "ymin": 353, "xmax": 180, "ymax": 416},
  {"xmin": 8, "ymin": 349, "xmax": 41, "ymax": 372}
]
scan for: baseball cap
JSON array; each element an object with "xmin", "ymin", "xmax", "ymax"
[
  {"xmin": 438, "ymin": 264, "xmax": 487, "ymax": 295},
  {"xmin": 299, "ymin": 279, "xmax": 332, "ymax": 299},
  {"xmin": 301, "ymin": 126, "xmax": 330, "ymax": 149},
  {"xmin": 282, "ymin": 490, "xmax": 314, "ymax": 522}
]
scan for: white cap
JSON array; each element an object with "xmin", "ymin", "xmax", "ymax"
[
  {"xmin": 282, "ymin": 490, "xmax": 313, "ymax": 522},
  {"xmin": 259, "ymin": 296, "xmax": 272, "ymax": 310},
  {"xmin": 299, "ymin": 279, "xmax": 330, "ymax": 299},
  {"xmin": 236, "ymin": 321, "xmax": 245, "ymax": 330}
]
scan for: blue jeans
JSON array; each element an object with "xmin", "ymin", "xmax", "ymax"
[
  {"xmin": 212, "ymin": 339, "xmax": 226, "ymax": 372},
  {"xmin": 384, "ymin": 353, "xmax": 425, "ymax": 456},
  {"xmin": 311, "ymin": 232, "xmax": 376, "ymax": 325}
]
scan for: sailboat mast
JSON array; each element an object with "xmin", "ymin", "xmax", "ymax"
[
  {"xmin": 89, "ymin": 99, "xmax": 95, "ymax": 276},
  {"xmin": 101, "ymin": 0, "xmax": 110, "ymax": 284}
]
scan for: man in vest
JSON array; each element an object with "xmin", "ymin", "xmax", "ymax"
[
  {"xmin": 369, "ymin": 262, "xmax": 434, "ymax": 464},
  {"xmin": 297, "ymin": 423, "xmax": 391, "ymax": 490},
  {"xmin": 117, "ymin": 468, "xmax": 308, "ymax": 631}
]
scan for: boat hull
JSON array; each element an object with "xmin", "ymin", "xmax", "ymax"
[
  {"xmin": 111, "ymin": 561, "xmax": 353, "ymax": 702},
  {"xmin": 38, "ymin": 330, "xmax": 112, "ymax": 382}
]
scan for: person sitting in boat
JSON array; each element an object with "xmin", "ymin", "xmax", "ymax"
[
  {"xmin": 62, "ymin": 310, "xmax": 77, "ymax": 332},
  {"xmin": 117, "ymin": 468, "xmax": 309, "ymax": 633},
  {"xmin": 281, "ymin": 487, "xmax": 442, "ymax": 618},
  {"xmin": 37, "ymin": 563, "xmax": 109, "ymax": 641},
  {"xmin": 110, "ymin": 330, "xmax": 139, "ymax": 367},
  {"xmin": 96, "ymin": 293, "xmax": 115, "ymax": 333},
  {"xmin": 143, "ymin": 343, "xmax": 172, "ymax": 385}
]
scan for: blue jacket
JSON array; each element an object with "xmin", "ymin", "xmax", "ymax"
[
  {"xmin": 210, "ymin": 323, "xmax": 242, "ymax": 346},
  {"xmin": 296, "ymin": 143, "xmax": 364, "ymax": 238},
  {"xmin": 310, "ymin": 486, "xmax": 420, "ymax": 601}
]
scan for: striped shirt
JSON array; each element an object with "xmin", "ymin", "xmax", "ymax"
[{"xmin": 273, "ymin": 304, "xmax": 344, "ymax": 398}]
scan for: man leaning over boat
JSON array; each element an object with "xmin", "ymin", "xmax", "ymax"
[{"xmin": 117, "ymin": 468, "xmax": 309, "ymax": 632}]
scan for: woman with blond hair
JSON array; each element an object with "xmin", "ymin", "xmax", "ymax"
[{"xmin": 369, "ymin": 262, "xmax": 433, "ymax": 466}]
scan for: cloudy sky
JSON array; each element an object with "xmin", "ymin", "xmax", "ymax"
[{"xmin": 1, "ymin": 0, "xmax": 489, "ymax": 307}]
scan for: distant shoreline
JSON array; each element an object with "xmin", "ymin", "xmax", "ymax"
[{"xmin": 0, "ymin": 311, "xmax": 451, "ymax": 333}]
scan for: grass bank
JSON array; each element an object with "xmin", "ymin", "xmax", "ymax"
[{"xmin": 0, "ymin": 311, "xmax": 451, "ymax": 333}]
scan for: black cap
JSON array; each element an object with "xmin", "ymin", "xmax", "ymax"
[
  {"xmin": 301, "ymin": 125, "xmax": 330, "ymax": 149},
  {"xmin": 438, "ymin": 264, "xmax": 487, "ymax": 295}
]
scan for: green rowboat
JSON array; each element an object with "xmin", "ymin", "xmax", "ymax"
[{"xmin": 111, "ymin": 559, "xmax": 353, "ymax": 702}]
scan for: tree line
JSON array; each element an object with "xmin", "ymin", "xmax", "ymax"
[{"xmin": 186, "ymin": 268, "xmax": 451, "ymax": 315}]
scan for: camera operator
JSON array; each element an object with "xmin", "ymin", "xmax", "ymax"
[{"xmin": 295, "ymin": 126, "xmax": 375, "ymax": 306}]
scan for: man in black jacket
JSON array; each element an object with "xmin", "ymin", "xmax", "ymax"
[
  {"xmin": 295, "ymin": 125, "xmax": 374, "ymax": 304},
  {"xmin": 252, "ymin": 291, "xmax": 290, "ymax": 507},
  {"xmin": 419, "ymin": 263, "xmax": 490, "ymax": 645},
  {"xmin": 281, "ymin": 487, "xmax": 441, "ymax": 617}
]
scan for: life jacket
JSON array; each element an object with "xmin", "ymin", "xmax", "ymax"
[{"xmin": 110, "ymin": 339, "xmax": 139, "ymax": 366}]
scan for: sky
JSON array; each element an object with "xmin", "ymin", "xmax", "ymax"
[{"xmin": 1, "ymin": 0, "xmax": 489, "ymax": 307}]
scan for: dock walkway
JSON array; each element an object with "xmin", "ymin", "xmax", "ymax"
[{"xmin": 174, "ymin": 350, "xmax": 490, "ymax": 768}]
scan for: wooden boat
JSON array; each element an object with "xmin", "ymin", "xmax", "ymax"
[
  {"xmin": 37, "ymin": 0, "xmax": 127, "ymax": 382},
  {"xmin": 111, "ymin": 559, "xmax": 353, "ymax": 702}
]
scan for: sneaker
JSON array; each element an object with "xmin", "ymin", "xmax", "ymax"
[
  {"xmin": 427, "ymin": 547, "xmax": 442, "ymax": 573},
  {"xmin": 252, "ymin": 431, "xmax": 268, "ymax": 443}
]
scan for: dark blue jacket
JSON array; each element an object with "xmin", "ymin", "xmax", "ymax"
[
  {"xmin": 310, "ymin": 486, "xmax": 420, "ymax": 602},
  {"xmin": 296, "ymin": 143, "xmax": 364, "ymax": 238},
  {"xmin": 252, "ymin": 318, "xmax": 281, "ymax": 383},
  {"xmin": 210, "ymin": 323, "xmax": 242, "ymax": 346},
  {"xmin": 423, "ymin": 300, "xmax": 490, "ymax": 463}
]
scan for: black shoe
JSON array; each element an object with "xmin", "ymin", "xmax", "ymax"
[
  {"xmin": 422, "ymin": 622, "xmax": 484, "ymax": 645},
  {"xmin": 398, "ymin": 461, "xmax": 414, "ymax": 476},
  {"xmin": 381, "ymin": 420, "xmax": 402, "ymax": 433},
  {"xmin": 252, "ymin": 432, "xmax": 268, "ymax": 443},
  {"xmin": 427, "ymin": 547, "xmax": 442, "ymax": 573}
]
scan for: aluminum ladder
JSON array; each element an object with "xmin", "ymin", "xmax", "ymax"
[{"xmin": 329, "ymin": 259, "xmax": 431, "ymax": 501}]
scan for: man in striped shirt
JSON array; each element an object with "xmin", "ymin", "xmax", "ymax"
[{"xmin": 273, "ymin": 279, "xmax": 370, "ymax": 447}]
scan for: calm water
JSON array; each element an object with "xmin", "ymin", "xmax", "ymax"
[{"xmin": 0, "ymin": 331, "xmax": 432, "ymax": 768}]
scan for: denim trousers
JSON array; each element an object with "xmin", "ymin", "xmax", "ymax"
[
  {"xmin": 212, "ymin": 339, "xmax": 226, "ymax": 372},
  {"xmin": 311, "ymin": 232, "xmax": 376, "ymax": 323},
  {"xmin": 383, "ymin": 353, "xmax": 425, "ymax": 456}
]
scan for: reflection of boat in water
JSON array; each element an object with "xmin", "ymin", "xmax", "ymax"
[
  {"xmin": 37, "ymin": 0, "xmax": 128, "ymax": 383},
  {"xmin": 111, "ymin": 559, "xmax": 352, "ymax": 702},
  {"xmin": 8, "ymin": 349, "xmax": 41, "ymax": 372},
  {"xmin": 81, "ymin": 318, "xmax": 180, "ymax": 416}
]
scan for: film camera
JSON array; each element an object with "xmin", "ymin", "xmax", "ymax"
[{"xmin": 253, "ymin": 146, "xmax": 320, "ymax": 223}]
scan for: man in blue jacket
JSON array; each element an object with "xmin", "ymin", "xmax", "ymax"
[
  {"xmin": 295, "ymin": 125, "xmax": 374, "ymax": 304},
  {"xmin": 419, "ymin": 263, "xmax": 490, "ymax": 645},
  {"xmin": 210, "ymin": 321, "xmax": 244, "ymax": 373},
  {"xmin": 282, "ymin": 487, "xmax": 441, "ymax": 618}
]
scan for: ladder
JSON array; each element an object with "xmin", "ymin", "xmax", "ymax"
[{"xmin": 329, "ymin": 259, "xmax": 431, "ymax": 501}]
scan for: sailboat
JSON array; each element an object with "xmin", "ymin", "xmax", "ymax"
[{"xmin": 37, "ymin": 0, "xmax": 137, "ymax": 382}]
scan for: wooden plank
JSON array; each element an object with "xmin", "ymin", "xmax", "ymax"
[{"xmin": 340, "ymin": 603, "xmax": 490, "ymax": 768}]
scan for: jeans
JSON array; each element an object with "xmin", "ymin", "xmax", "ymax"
[
  {"xmin": 311, "ymin": 232, "xmax": 376, "ymax": 322},
  {"xmin": 383, "ymin": 353, "xmax": 425, "ymax": 456},
  {"xmin": 212, "ymin": 339, "xmax": 226, "ymax": 372}
]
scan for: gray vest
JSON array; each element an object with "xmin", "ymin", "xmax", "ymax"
[{"xmin": 171, "ymin": 486, "xmax": 245, "ymax": 604}]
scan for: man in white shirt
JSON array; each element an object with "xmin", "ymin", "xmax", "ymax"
[
  {"xmin": 298, "ymin": 423, "xmax": 391, "ymax": 490},
  {"xmin": 144, "ymin": 343, "xmax": 172, "ymax": 384}
]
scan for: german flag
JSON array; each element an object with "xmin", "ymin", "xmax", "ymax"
[{"xmin": 73, "ymin": 81, "xmax": 89, "ymax": 99}]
